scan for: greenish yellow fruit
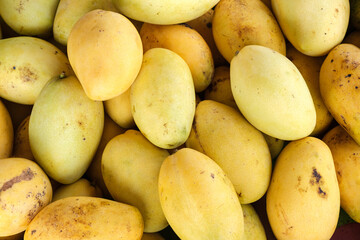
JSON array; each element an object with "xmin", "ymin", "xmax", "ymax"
[
  {"xmin": 112, "ymin": 0, "xmax": 220, "ymax": 24},
  {"xmin": 104, "ymin": 87, "xmax": 135, "ymax": 129},
  {"xmin": 320, "ymin": 44, "xmax": 360, "ymax": 145},
  {"xmin": 53, "ymin": 0, "xmax": 117, "ymax": 45},
  {"xmin": 24, "ymin": 196, "xmax": 144, "ymax": 240},
  {"xmin": 230, "ymin": 45, "xmax": 316, "ymax": 140},
  {"xmin": 29, "ymin": 75, "xmax": 104, "ymax": 184},
  {"xmin": 212, "ymin": 0, "xmax": 286, "ymax": 63},
  {"xmin": 140, "ymin": 23, "xmax": 214, "ymax": 92},
  {"xmin": 286, "ymin": 44, "xmax": 333, "ymax": 136},
  {"xmin": 52, "ymin": 178, "xmax": 103, "ymax": 202},
  {"xmin": 186, "ymin": 100, "xmax": 271, "ymax": 204},
  {"xmin": 323, "ymin": 125, "xmax": 360, "ymax": 223},
  {"xmin": 12, "ymin": 115, "xmax": 34, "ymax": 161},
  {"xmin": 67, "ymin": 9, "xmax": 143, "ymax": 101},
  {"xmin": 0, "ymin": 158, "xmax": 52, "ymax": 237},
  {"xmin": 102, "ymin": 130, "xmax": 169, "ymax": 232},
  {"xmin": 0, "ymin": 99, "xmax": 13, "ymax": 159},
  {"xmin": 241, "ymin": 204, "xmax": 266, "ymax": 240},
  {"xmin": 131, "ymin": 48, "xmax": 195, "ymax": 149},
  {"xmin": 262, "ymin": 133, "xmax": 285, "ymax": 159},
  {"xmin": 0, "ymin": 37, "xmax": 73, "ymax": 105},
  {"xmin": 267, "ymin": 137, "xmax": 340, "ymax": 240},
  {"xmin": 158, "ymin": 148, "xmax": 244, "ymax": 240},
  {"xmin": 0, "ymin": 0, "xmax": 59, "ymax": 36},
  {"xmin": 272, "ymin": 0, "xmax": 349, "ymax": 56}
]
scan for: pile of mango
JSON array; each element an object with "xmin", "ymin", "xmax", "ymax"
[{"xmin": 0, "ymin": 0, "xmax": 360, "ymax": 239}]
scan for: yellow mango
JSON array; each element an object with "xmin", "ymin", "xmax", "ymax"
[
  {"xmin": 12, "ymin": 115, "xmax": 34, "ymax": 161},
  {"xmin": 67, "ymin": 9, "xmax": 143, "ymax": 101},
  {"xmin": 85, "ymin": 114, "xmax": 125, "ymax": 198},
  {"xmin": 319, "ymin": 44, "xmax": 360, "ymax": 145},
  {"xmin": 323, "ymin": 125, "xmax": 360, "ymax": 223},
  {"xmin": 241, "ymin": 204, "xmax": 266, "ymax": 240},
  {"xmin": 53, "ymin": 0, "xmax": 117, "ymax": 45},
  {"xmin": 158, "ymin": 148, "xmax": 244, "ymax": 240},
  {"xmin": 131, "ymin": 48, "xmax": 195, "ymax": 149},
  {"xmin": 140, "ymin": 23, "xmax": 214, "ymax": 92},
  {"xmin": 262, "ymin": 134, "xmax": 285, "ymax": 160},
  {"xmin": 29, "ymin": 75, "xmax": 104, "ymax": 184},
  {"xmin": 212, "ymin": 0, "xmax": 286, "ymax": 63},
  {"xmin": 0, "ymin": 158, "xmax": 52, "ymax": 237},
  {"xmin": 287, "ymin": 44, "xmax": 333, "ymax": 136},
  {"xmin": 102, "ymin": 130, "xmax": 169, "ymax": 232},
  {"xmin": 0, "ymin": 37, "xmax": 73, "ymax": 105},
  {"xmin": 24, "ymin": 196, "xmax": 144, "ymax": 240},
  {"xmin": 272, "ymin": 0, "xmax": 349, "ymax": 56},
  {"xmin": 52, "ymin": 178, "xmax": 102, "ymax": 202},
  {"xmin": 104, "ymin": 87, "xmax": 135, "ymax": 129},
  {"xmin": 186, "ymin": 100, "xmax": 271, "ymax": 204},
  {"xmin": 112, "ymin": 0, "xmax": 220, "ymax": 25},
  {"xmin": 203, "ymin": 66, "xmax": 237, "ymax": 109},
  {"xmin": 230, "ymin": 45, "xmax": 316, "ymax": 140},
  {"xmin": 0, "ymin": 99, "xmax": 13, "ymax": 159},
  {"xmin": 267, "ymin": 137, "xmax": 340, "ymax": 240},
  {"xmin": 0, "ymin": 0, "xmax": 59, "ymax": 36}
]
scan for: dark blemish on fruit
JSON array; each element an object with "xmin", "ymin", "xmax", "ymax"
[
  {"xmin": 83, "ymin": 138, "xmax": 86, "ymax": 141},
  {"xmin": 312, "ymin": 168, "xmax": 322, "ymax": 184},
  {"xmin": 340, "ymin": 115, "xmax": 347, "ymax": 125},
  {"xmin": 210, "ymin": 173, "xmax": 215, "ymax": 179},
  {"xmin": 54, "ymin": 50, "xmax": 58, "ymax": 55},
  {"xmin": 318, "ymin": 187, "xmax": 327, "ymax": 198},
  {"xmin": 330, "ymin": 59, "xmax": 334, "ymax": 63},
  {"xmin": 0, "ymin": 168, "xmax": 35, "ymax": 192},
  {"xmin": 180, "ymin": 23, "xmax": 192, "ymax": 29},
  {"xmin": 345, "ymin": 74, "xmax": 352, "ymax": 78},
  {"xmin": 356, "ymin": 86, "xmax": 358, "ymax": 89},
  {"xmin": 31, "ymin": 230, "xmax": 36, "ymax": 235},
  {"xmin": 200, "ymin": 171, "xmax": 205, "ymax": 174}
]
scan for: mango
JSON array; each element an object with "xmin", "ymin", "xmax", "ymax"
[
  {"xmin": 242, "ymin": 204, "xmax": 266, "ymax": 240},
  {"xmin": 12, "ymin": 115, "xmax": 34, "ymax": 161},
  {"xmin": 0, "ymin": 99, "xmax": 13, "ymax": 159}
]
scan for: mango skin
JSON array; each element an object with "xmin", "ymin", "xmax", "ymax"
[
  {"xmin": 0, "ymin": 158, "xmax": 52, "ymax": 237},
  {"xmin": 0, "ymin": 0, "xmax": 59, "ymax": 36},
  {"xmin": 212, "ymin": 0, "xmax": 286, "ymax": 63},
  {"xmin": 102, "ymin": 130, "xmax": 169, "ymax": 233},
  {"xmin": 241, "ymin": 204, "xmax": 266, "ymax": 240},
  {"xmin": 29, "ymin": 75, "xmax": 104, "ymax": 184},
  {"xmin": 112, "ymin": 0, "xmax": 220, "ymax": 25},
  {"xmin": 319, "ymin": 44, "xmax": 360, "ymax": 145},
  {"xmin": 272, "ymin": 0, "xmax": 349, "ymax": 56},
  {"xmin": 230, "ymin": 45, "xmax": 316, "ymax": 140},
  {"xmin": 140, "ymin": 23, "xmax": 214, "ymax": 93},
  {"xmin": 323, "ymin": 125, "xmax": 360, "ymax": 223},
  {"xmin": 158, "ymin": 148, "xmax": 244, "ymax": 240},
  {"xmin": 24, "ymin": 196, "xmax": 144, "ymax": 240},
  {"xmin": 0, "ymin": 99, "xmax": 13, "ymax": 159},
  {"xmin": 131, "ymin": 48, "xmax": 195, "ymax": 149},
  {"xmin": 267, "ymin": 137, "xmax": 340, "ymax": 240},
  {"xmin": 186, "ymin": 100, "xmax": 272, "ymax": 204},
  {"xmin": 68, "ymin": 9, "xmax": 143, "ymax": 101},
  {"xmin": 0, "ymin": 37, "xmax": 73, "ymax": 105}
]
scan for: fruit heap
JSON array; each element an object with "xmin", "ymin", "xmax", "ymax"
[{"xmin": 0, "ymin": 0, "xmax": 359, "ymax": 240}]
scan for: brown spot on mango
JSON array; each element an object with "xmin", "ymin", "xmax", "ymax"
[{"xmin": 0, "ymin": 168, "xmax": 35, "ymax": 192}]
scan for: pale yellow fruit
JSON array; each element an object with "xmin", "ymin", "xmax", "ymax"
[
  {"xmin": 230, "ymin": 45, "xmax": 316, "ymax": 140},
  {"xmin": 102, "ymin": 130, "xmax": 169, "ymax": 232},
  {"xmin": 272, "ymin": 0, "xmax": 349, "ymax": 56},
  {"xmin": 12, "ymin": 115, "xmax": 34, "ymax": 161},
  {"xmin": 104, "ymin": 87, "xmax": 135, "ymax": 129},
  {"xmin": 186, "ymin": 100, "xmax": 272, "ymax": 203},
  {"xmin": 287, "ymin": 44, "xmax": 333, "ymax": 136},
  {"xmin": 29, "ymin": 75, "xmax": 104, "ymax": 184},
  {"xmin": 0, "ymin": 158, "xmax": 52, "ymax": 237},
  {"xmin": 85, "ymin": 114, "xmax": 125, "ymax": 198},
  {"xmin": 53, "ymin": 0, "xmax": 117, "ymax": 45},
  {"xmin": 0, "ymin": 37, "xmax": 73, "ymax": 105},
  {"xmin": 68, "ymin": 9, "xmax": 143, "ymax": 101},
  {"xmin": 319, "ymin": 44, "xmax": 360, "ymax": 145},
  {"xmin": 212, "ymin": 0, "xmax": 286, "ymax": 63},
  {"xmin": 112, "ymin": 0, "xmax": 220, "ymax": 25},
  {"xmin": 131, "ymin": 48, "xmax": 195, "ymax": 149},
  {"xmin": 203, "ymin": 66, "xmax": 238, "ymax": 109},
  {"xmin": 0, "ymin": 0, "xmax": 59, "ymax": 36},
  {"xmin": 140, "ymin": 23, "xmax": 214, "ymax": 93},
  {"xmin": 262, "ymin": 133, "xmax": 285, "ymax": 159},
  {"xmin": 323, "ymin": 125, "xmax": 360, "ymax": 223},
  {"xmin": 241, "ymin": 204, "xmax": 266, "ymax": 240},
  {"xmin": 158, "ymin": 148, "xmax": 244, "ymax": 240},
  {"xmin": 0, "ymin": 99, "xmax": 13, "ymax": 159},
  {"xmin": 52, "ymin": 178, "xmax": 102, "ymax": 202},
  {"xmin": 24, "ymin": 196, "xmax": 144, "ymax": 240},
  {"xmin": 267, "ymin": 137, "xmax": 340, "ymax": 240}
]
